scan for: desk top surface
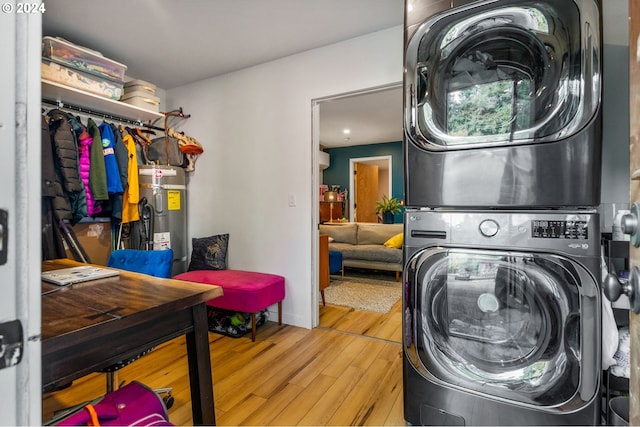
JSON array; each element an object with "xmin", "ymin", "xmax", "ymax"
[{"xmin": 42, "ymin": 258, "xmax": 223, "ymax": 341}]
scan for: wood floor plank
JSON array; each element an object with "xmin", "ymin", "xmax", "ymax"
[
  {"xmin": 236, "ymin": 382, "xmax": 304, "ymax": 426},
  {"xmin": 269, "ymin": 373, "xmax": 339, "ymax": 426},
  {"xmin": 361, "ymin": 355, "xmax": 403, "ymax": 425},
  {"xmin": 328, "ymin": 357, "xmax": 393, "ymax": 426},
  {"xmin": 288, "ymin": 332, "xmax": 352, "ymax": 388},
  {"xmin": 244, "ymin": 329, "xmax": 334, "ymax": 399},
  {"xmin": 385, "ymin": 386, "xmax": 406, "ymax": 426},
  {"xmin": 320, "ymin": 335, "xmax": 371, "ymax": 379},
  {"xmin": 43, "ymin": 286, "xmax": 405, "ymax": 427},
  {"xmin": 297, "ymin": 365, "xmax": 367, "ymax": 426},
  {"xmin": 217, "ymin": 393, "xmax": 267, "ymax": 426}
]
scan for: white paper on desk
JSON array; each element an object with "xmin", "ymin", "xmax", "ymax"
[{"xmin": 42, "ymin": 265, "xmax": 120, "ymax": 286}]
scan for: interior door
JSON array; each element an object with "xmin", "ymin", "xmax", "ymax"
[
  {"xmin": 355, "ymin": 162, "xmax": 378, "ymax": 223},
  {"xmin": 0, "ymin": 5, "xmax": 41, "ymax": 425},
  {"xmin": 629, "ymin": 1, "xmax": 639, "ymax": 423}
]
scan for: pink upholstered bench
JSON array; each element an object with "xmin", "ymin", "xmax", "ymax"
[{"xmin": 174, "ymin": 269, "xmax": 285, "ymax": 341}]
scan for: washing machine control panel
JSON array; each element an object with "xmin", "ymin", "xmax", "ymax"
[{"xmin": 531, "ymin": 220, "xmax": 588, "ymax": 239}]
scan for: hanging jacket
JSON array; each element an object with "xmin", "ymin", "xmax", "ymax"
[
  {"xmin": 41, "ymin": 115, "xmax": 68, "ymax": 260},
  {"xmin": 111, "ymin": 123, "xmax": 129, "ymax": 188},
  {"xmin": 65, "ymin": 114, "xmax": 88, "ymax": 223},
  {"xmin": 98, "ymin": 122, "xmax": 124, "ymax": 195},
  {"xmin": 120, "ymin": 129, "xmax": 140, "ymax": 223},
  {"xmin": 46, "ymin": 109, "xmax": 83, "ymax": 195},
  {"xmin": 87, "ymin": 118, "xmax": 108, "ymax": 202},
  {"xmin": 46, "ymin": 109, "xmax": 88, "ymax": 224},
  {"xmin": 77, "ymin": 124, "xmax": 102, "ymax": 217},
  {"xmin": 106, "ymin": 123, "xmax": 127, "ymax": 222}
]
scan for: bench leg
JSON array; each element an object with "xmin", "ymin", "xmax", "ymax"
[
  {"xmin": 251, "ymin": 313, "xmax": 256, "ymax": 342},
  {"xmin": 321, "ymin": 290, "xmax": 325, "ymax": 306},
  {"xmin": 278, "ymin": 301, "xmax": 282, "ymax": 325},
  {"xmin": 396, "ymin": 271, "xmax": 400, "ymax": 282},
  {"xmin": 250, "ymin": 302, "xmax": 283, "ymax": 343}
]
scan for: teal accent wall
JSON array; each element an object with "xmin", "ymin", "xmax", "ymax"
[{"xmin": 323, "ymin": 141, "xmax": 403, "ymax": 223}]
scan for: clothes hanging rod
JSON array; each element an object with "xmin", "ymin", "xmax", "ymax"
[{"xmin": 42, "ymin": 98, "xmax": 166, "ymax": 130}]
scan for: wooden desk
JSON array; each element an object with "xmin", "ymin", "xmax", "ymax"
[{"xmin": 41, "ymin": 259, "xmax": 223, "ymax": 425}]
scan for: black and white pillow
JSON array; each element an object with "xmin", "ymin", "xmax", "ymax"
[{"xmin": 188, "ymin": 233, "xmax": 229, "ymax": 271}]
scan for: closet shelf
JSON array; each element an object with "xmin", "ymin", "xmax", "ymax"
[{"xmin": 42, "ymin": 79, "xmax": 164, "ymax": 123}]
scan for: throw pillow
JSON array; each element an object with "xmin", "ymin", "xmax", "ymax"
[
  {"xmin": 384, "ymin": 232, "xmax": 403, "ymax": 249},
  {"xmin": 188, "ymin": 233, "xmax": 229, "ymax": 271}
]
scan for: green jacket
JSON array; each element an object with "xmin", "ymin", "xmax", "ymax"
[{"xmin": 87, "ymin": 118, "xmax": 108, "ymax": 201}]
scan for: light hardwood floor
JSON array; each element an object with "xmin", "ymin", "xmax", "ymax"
[{"xmin": 43, "ymin": 288, "xmax": 403, "ymax": 426}]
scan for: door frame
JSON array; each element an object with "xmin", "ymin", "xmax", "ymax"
[
  {"xmin": 0, "ymin": 6, "xmax": 42, "ymax": 425},
  {"xmin": 349, "ymin": 155, "xmax": 392, "ymax": 222},
  {"xmin": 311, "ymin": 82, "xmax": 401, "ymax": 327}
]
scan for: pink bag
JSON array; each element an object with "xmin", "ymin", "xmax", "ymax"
[{"xmin": 56, "ymin": 381, "xmax": 173, "ymax": 426}]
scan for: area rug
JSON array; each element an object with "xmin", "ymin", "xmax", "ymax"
[{"xmin": 323, "ymin": 273, "xmax": 401, "ymax": 313}]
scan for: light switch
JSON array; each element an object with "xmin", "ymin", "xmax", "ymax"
[{"xmin": 288, "ymin": 192, "xmax": 297, "ymax": 207}]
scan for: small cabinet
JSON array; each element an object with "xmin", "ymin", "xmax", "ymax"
[
  {"xmin": 319, "ymin": 234, "xmax": 329, "ymax": 305},
  {"xmin": 320, "ymin": 201, "xmax": 343, "ymax": 223}
]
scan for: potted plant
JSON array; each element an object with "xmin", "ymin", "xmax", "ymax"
[{"xmin": 375, "ymin": 195, "xmax": 402, "ymax": 224}]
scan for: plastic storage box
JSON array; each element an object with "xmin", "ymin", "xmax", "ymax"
[
  {"xmin": 42, "ymin": 36, "xmax": 127, "ymax": 82},
  {"xmin": 41, "ymin": 59, "xmax": 123, "ymax": 100}
]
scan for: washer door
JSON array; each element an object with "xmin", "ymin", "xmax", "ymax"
[
  {"xmin": 405, "ymin": 0, "xmax": 600, "ymax": 150},
  {"xmin": 404, "ymin": 247, "xmax": 599, "ymax": 409}
]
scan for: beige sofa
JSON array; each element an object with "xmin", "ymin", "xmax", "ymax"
[{"xmin": 319, "ymin": 222, "xmax": 403, "ymax": 280}]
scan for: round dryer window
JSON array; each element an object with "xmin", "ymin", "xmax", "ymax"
[
  {"xmin": 407, "ymin": 248, "xmax": 600, "ymax": 408},
  {"xmin": 405, "ymin": 0, "xmax": 601, "ymax": 150}
]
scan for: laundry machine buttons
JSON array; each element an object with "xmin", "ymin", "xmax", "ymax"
[{"xmin": 479, "ymin": 219, "xmax": 499, "ymax": 237}]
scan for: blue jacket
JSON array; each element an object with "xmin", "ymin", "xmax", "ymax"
[{"xmin": 99, "ymin": 122, "xmax": 124, "ymax": 195}]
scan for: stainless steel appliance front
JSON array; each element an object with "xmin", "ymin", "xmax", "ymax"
[
  {"xmin": 403, "ymin": 0, "xmax": 602, "ymax": 208},
  {"xmin": 403, "ymin": 210, "xmax": 601, "ymax": 425}
]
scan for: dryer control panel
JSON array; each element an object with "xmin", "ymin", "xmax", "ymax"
[{"xmin": 531, "ymin": 220, "xmax": 588, "ymax": 239}]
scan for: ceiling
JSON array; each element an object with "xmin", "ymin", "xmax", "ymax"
[
  {"xmin": 318, "ymin": 86, "xmax": 403, "ymax": 148},
  {"xmin": 42, "ymin": 0, "xmax": 404, "ymax": 148}
]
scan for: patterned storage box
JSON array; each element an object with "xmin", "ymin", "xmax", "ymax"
[{"xmin": 41, "ymin": 59, "xmax": 123, "ymax": 100}]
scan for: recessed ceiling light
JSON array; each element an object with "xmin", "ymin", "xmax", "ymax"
[{"xmin": 343, "ymin": 128, "xmax": 351, "ymax": 135}]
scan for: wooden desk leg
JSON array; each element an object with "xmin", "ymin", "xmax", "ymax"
[{"xmin": 185, "ymin": 303, "xmax": 216, "ymax": 426}]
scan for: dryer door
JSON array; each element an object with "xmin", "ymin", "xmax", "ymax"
[
  {"xmin": 404, "ymin": 247, "xmax": 600, "ymax": 409},
  {"xmin": 405, "ymin": 0, "xmax": 600, "ymax": 150}
]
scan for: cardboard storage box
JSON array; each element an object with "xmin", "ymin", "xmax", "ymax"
[
  {"xmin": 121, "ymin": 91, "xmax": 160, "ymax": 112},
  {"xmin": 124, "ymin": 79, "xmax": 156, "ymax": 95}
]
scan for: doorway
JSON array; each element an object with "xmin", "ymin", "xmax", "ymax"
[
  {"xmin": 313, "ymin": 83, "xmax": 402, "ymax": 331},
  {"xmin": 349, "ymin": 156, "xmax": 392, "ymax": 223}
]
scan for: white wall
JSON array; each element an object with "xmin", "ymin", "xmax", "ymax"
[{"xmin": 166, "ymin": 26, "xmax": 403, "ymax": 328}]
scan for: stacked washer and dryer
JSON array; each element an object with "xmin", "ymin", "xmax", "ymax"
[{"xmin": 402, "ymin": 0, "xmax": 603, "ymax": 425}]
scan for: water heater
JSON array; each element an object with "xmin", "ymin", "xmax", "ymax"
[{"xmin": 138, "ymin": 165, "xmax": 187, "ymax": 275}]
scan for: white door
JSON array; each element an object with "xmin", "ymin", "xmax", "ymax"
[{"xmin": 0, "ymin": 5, "xmax": 42, "ymax": 425}]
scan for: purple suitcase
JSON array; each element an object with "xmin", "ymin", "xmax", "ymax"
[{"xmin": 55, "ymin": 381, "xmax": 173, "ymax": 426}]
